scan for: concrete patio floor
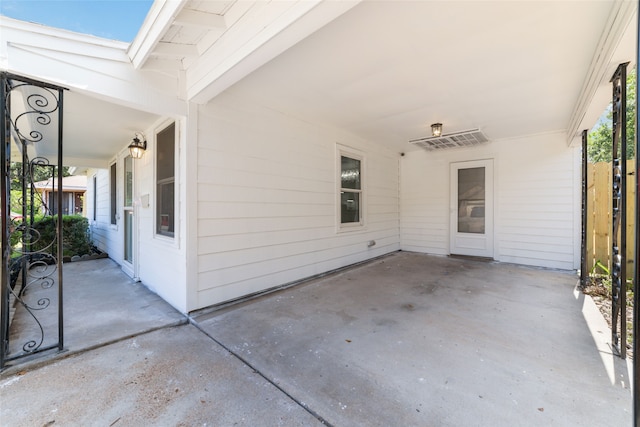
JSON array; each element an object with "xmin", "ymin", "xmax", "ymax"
[
  {"xmin": 0, "ymin": 252, "xmax": 632, "ymax": 426},
  {"xmin": 4, "ymin": 257, "xmax": 186, "ymax": 370}
]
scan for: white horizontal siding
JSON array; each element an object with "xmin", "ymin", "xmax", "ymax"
[
  {"xmin": 400, "ymin": 153, "xmax": 449, "ymax": 255},
  {"xmin": 198, "ymin": 215, "xmax": 334, "ymax": 237},
  {"xmin": 400, "ymin": 132, "xmax": 579, "ymax": 270},
  {"xmin": 86, "ymin": 167, "xmax": 120, "ymax": 260},
  {"xmin": 134, "ymin": 117, "xmax": 189, "ymax": 312},
  {"xmin": 196, "ymin": 247, "xmax": 390, "ymax": 305},
  {"xmin": 86, "ymin": 116, "xmax": 191, "ymax": 314},
  {"xmin": 496, "ymin": 133, "xmax": 578, "ymax": 269},
  {"xmin": 195, "ymin": 96, "xmax": 400, "ymax": 308}
]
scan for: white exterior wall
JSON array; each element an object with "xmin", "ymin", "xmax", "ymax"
[
  {"xmin": 135, "ymin": 118, "xmax": 189, "ymax": 312},
  {"xmin": 87, "ymin": 117, "xmax": 579, "ymax": 314},
  {"xmin": 86, "ymin": 167, "xmax": 122, "ymax": 261},
  {"xmin": 194, "ymin": 95, "xmax": 401, "ymax": 309},
  {"xmin": 85, "ymin": 117, "xmax": 190, "ymax": 313},
  {"xmin": 400, "ymin": 132, "xmax": 580, "ymax": 270}
]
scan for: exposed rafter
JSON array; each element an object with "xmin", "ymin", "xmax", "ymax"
[
  {"xmin": 174, "ymin": 9, "xmax": 227, "ymax": 29},
  {"xmin": 155, "ymin": 41, "xmax": 198, "ymax": 57},
  {"xmin": 142, "ymin": 58, "xmax": 184, "ymax": 71}
]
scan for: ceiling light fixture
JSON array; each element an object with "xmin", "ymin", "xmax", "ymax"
[{"xmin": 431, "ymin": 123, "xmax": 443, "ymax": 137}]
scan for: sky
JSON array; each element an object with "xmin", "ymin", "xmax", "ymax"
[{"xmin": 0, "ymin": 0, "xmax": 154, "ymax": 42}]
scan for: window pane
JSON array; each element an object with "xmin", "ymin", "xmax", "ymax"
[
  {"xmin": 341, "ymin": 191, "xmax": 360, "ymax": 223},
  {"xmin": 92, "ymin": 176, "xmax": 97, "ymax": 221},
  {"xmin": 457, "ymin": 167, "xmax": 485, "ymax": 234},
  {"xmin": 74, "ymin": 192, "xmax": 83, "ymax": 215},
  {"xmin": 157, "ymin": 123, "xmax": 175, "ymax": 181},
  {"xmin": 124, "ymin": 155, "xmax": 133, "ymax": 207},
  {"xmin": 156, "ymin": 122, "xmax": 175, "ymax": 237},
  {"xmin": 50, "ymin": 191, "xmax": 70, "ymax": 215},
  {"xmin": 341, "ymin": 156, "xmax": 360, "ymax": 190},
  {"xmin": 157, "ymin": 181, "xmax": 175, "ymax": 236},
  {"xmin": 110, "ymin": 163, "xmax": 117, "ymax": 225}
]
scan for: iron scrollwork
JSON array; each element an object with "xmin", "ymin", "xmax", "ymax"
[
  {"xmin": 610, "ymin": 63, "xmax": 629, "ymax": 358},
  {"xmin": 1, "ymin": 73, "xmax": 66, "ymax": 368}
]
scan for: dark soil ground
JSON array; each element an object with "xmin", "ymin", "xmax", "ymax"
[{"xmin": 582, "ymin": 276, "xmax": 633, "ymax": 359}]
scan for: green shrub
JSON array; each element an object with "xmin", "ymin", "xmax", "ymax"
[{"xmin": 26, "ymin": 215, "xmax": 92, "ymax": 257}]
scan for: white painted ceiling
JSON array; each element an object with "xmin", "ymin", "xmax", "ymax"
[
  {"xmin": 61, "ymin": 90, "xmax": 159, "ymax": 166},
  {"xmin": 220, "ymin": 0, "xmax": 624, "ymax": 153},
  {"xmin": 8, "ymin": 0, "xmax": 633, "ymax": 167},
  {"xmin": 10, "ymin": 86, "xmax": 159, "ymax": 167}
]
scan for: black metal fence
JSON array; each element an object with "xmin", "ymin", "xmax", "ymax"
[{"xmin": 1, "ymin": 73, "xmax": 66, "ymax": 369}]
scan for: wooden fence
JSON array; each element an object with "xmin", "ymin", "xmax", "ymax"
[{"xmin": 585, "ymin": 160, "xmax": 635, "ymax": 277}]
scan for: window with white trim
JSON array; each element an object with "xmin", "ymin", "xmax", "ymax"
[
  {"xmin": 156, "ymin": 122, "xmax": 175, "ymax": 238},
  {"xmin": 338, "ymin": 148, "xmax": 364, "ymax": 227},
  {"xmin": 109, "ymin": 163, "xmax": 116, "ymax": 225},
  {"xmin": 92, "ymin": 175, "xmax": 97, "ymax": 221}
]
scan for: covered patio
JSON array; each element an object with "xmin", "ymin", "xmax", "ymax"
[
  {"xmin": 4, "ymin": 257, "xmax": 186, "ymax": 371},
  {"xmin": 0, "ymin": 0, "xmax": 637, "ymax": 423},
  {"xmin": 0, "ymin": 252, "xmax": 631, "ymax": 425}
]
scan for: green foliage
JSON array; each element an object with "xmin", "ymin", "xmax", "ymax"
[
  {"xmin": 9, "ymin": 162, "xmax": 71, "ymax": 190},
  {"xmin": 588, "ymin": 69, "xmax": 636, "ymax": 163},
  {"xmin": 26, "ymin": 215, "xmax": 93, "ymax": 258},
  {"xmin": 590, "ymin": 260, "xmax": 610, "ymax": 275},
  {"xmin": 9, "ymin": 189, "xmax": 43, "ymax": 216}
]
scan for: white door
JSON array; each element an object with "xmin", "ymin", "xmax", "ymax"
[{"xmin": 450, "ymin": 159, "xmax": 494, "ymax": 258}]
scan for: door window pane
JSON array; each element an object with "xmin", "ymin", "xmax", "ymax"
[
  {"xmin": 457, "ymin": 167, "xmax": 485, "ymax": 234},
  {"xmin": 124, "ymin": 210, "xmax": 133, "ymax": 263},
  {"xmin": 124, "ymin": 155, "xmax": 133, "ymax": 207},
  {"xmin": 124, "ymin": 155, "xmax": 134, "ymax": 264}
]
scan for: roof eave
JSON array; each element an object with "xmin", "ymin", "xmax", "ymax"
[
  {"xmin": 187, "ymin": 0, "xmax": 362, "ymax": 104},
  {"xmin": 128, "ymin": 0, "xmax": 189, "ymax": 69},
  {"xmin": 0, "ymin": 15, "xmax": 129, "ymax": 50},
  {"xmin": 566, "ymin": 0, "xmax": 637, "ymax": 146}
]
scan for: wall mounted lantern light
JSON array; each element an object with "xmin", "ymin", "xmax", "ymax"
[
  {"xmin": 431, "ymin": 123, "xmax": 443, "ymax": 137},
  {"xmin": 129, "ymin": 133, "xmax": 147, "ymax": 159}
]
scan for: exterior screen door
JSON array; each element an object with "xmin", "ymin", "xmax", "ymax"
[{"xmin": 450, "ymin": 159, "xmax": 493, "ymax": 258}]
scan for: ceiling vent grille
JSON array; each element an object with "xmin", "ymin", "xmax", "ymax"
[{"xmin": 409, "ymin": 129, "xmax": 489, "ymax": 151}]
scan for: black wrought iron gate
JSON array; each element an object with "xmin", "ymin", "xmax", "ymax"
[
  {"xmin": 610, "ymin": 63, "xmax": 629, "ymax": 359},
  {"xmin": 1, "ymin": 73, "xmax": 66, "ymax": 369}
]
